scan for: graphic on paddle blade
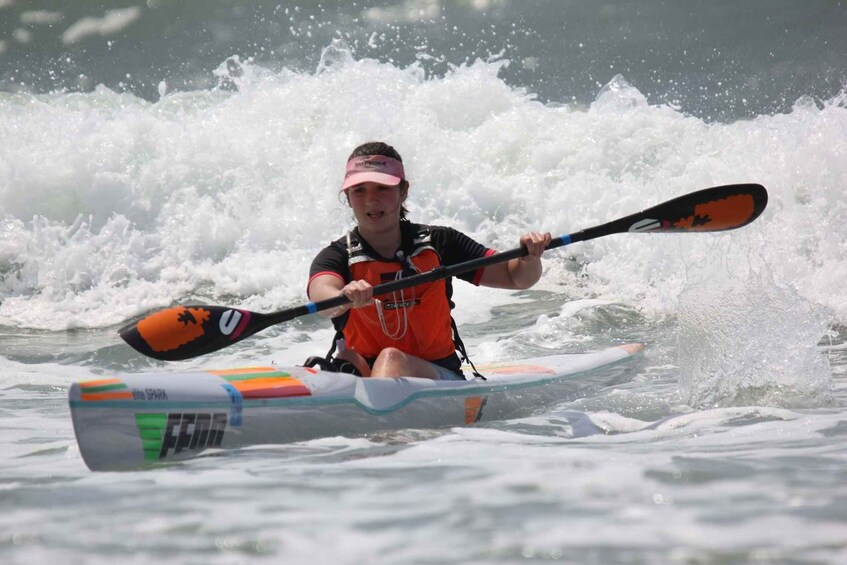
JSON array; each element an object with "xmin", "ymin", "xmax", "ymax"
[
  {"xmin": 625, "ymin": 184, "xmax": 767, "ymax": 234},
  {"xmin": 120, "ymin": 306, "xmax": 263, "ymax": 361},
  {"xmin": 672, "ymin": 193, "xmax": 757, "ymax": 231},
  {"xmin": 123, "ymin": 306, "xmax": 212, "ymax": 354}
]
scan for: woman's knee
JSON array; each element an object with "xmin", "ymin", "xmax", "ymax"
[
  {"xmin": 372, "ymin": 348, "xmax": 406, "ymax": 373},
  {"xmin": 372, "ymin": 349, "xmax": 439, "ymax": 379},
  {"xmin": 376, "ymin": 347, "xmax": 406, "ymax": 364}
]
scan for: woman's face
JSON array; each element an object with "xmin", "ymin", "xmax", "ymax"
[{"xmin": 345, "ymin": 182, "xmax": 406, "ymax": 234}]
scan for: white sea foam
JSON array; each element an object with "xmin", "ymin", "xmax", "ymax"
[
  {"xmin": 20, "ymin": 10, "xmax": 64, "ymax": 26},
  {"xmin": 0, "ymin": 49, "xmax": 845, "ymax": 337},
  {"xmin": 676, "ymin": 232, "xmax": 834, "ymax": 407},
  {"xmin": 61, "ymin": 7, "xmax": 142, "ymax": 45}
]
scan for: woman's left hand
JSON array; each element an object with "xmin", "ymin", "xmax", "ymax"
[{"xmin": 519, "ymin": 232, "xmax": 552, "ymax": 260}]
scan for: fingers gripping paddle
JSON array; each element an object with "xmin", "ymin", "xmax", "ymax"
[{"xmin": 120, "ymin": 183, "xmax": 768, "ymax": 361}]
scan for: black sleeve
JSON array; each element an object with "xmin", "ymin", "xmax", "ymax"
[
  {"xmin": 430, "ymin": 226, "xmax": 492, "ymax": 285},
  {"xmin": 308, "ymin": 240, "xmax": 349, "ymax": 291}
]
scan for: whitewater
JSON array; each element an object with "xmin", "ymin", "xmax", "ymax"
[{"xmin": 2, "ymin": 26, "xmax": 846, "ymax": 565}]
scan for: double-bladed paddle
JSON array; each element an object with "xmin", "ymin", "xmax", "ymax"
[{"xmin": 120, "ymin": 183, "xmax": 768, "ymax": 361}]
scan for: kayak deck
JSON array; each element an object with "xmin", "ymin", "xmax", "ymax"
[{"xmin": 69, "ymin": 344, "xmax": 643, "ymax": 471}]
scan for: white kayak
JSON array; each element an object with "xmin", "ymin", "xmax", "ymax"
[{"xmin": 69, "ymin": 344, "xmax": 643, "ymax": 471}]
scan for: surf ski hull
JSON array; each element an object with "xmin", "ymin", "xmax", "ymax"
[{"xmin": 68, "ymin": 344, "xmax": 643, "ymax": 471}]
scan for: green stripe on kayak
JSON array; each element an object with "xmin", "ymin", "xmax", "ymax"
[
  {"xmin": 135, "ymin": 413, "xmax": 168, "ymax": 461},
  {"xmin": 138, "ymin": 427, "xmax": 163, "ymax": 441},
  {"xmin": 83, "ymin": 383, "xmax": 129, "ymax": 393},
  {"xmin": 222, "ymin": 371, "xmax": 292, "ymax": 382}
]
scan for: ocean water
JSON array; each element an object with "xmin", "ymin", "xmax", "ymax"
[{"xmin": 1, "ymin": 1, "xmax": 846, "ymax": 563}]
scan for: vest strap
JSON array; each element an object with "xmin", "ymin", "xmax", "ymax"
[{"xmin": 450, "ymin": 318, "xmax": 486, "ymax": 381}]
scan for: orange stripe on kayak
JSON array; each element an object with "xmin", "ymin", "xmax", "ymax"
[
  {"xmin": 79, "ymin": 378, "xmax": 124, "ymax": 388},
  {"xmin": 209, "ymin": 367, "xmax": 280, "ymax": 376},
  {"xmin": 228, "ymin": 377, "xmax": 304, "ymax": 390},
  {"xmin": 226, "ymin": 376, "xmax": 312, "ymax": 399},
  {"xmin": 81, "ymin": 391, "xmax": 134, "ymax": 402}
]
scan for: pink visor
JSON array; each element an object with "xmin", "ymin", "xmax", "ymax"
[{"xmin": 341, "ymin": 155, "xmax": 405, "ymax": 191}]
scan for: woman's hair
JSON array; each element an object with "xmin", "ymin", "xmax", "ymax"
[
  {"xmin": 348, "ymin": 141, "xmax": 409, "ymax": 220},
  {"xmin": 348, "ymin": 141, "xmax": 403, "ymax": 162}
]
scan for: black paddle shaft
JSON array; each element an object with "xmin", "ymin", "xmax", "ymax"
[{"xmin": 120, "ymin": 183, "xmax": 767, "ymax": 360}]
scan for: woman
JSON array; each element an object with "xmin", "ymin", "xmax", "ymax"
[{"xmin": 307, "ymin": 141, "xmax": 551, "ymax": 380}]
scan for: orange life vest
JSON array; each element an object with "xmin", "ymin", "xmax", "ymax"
[{"xmin": 341, "ymin": 227, "xmax": 456, "ymax": 361}]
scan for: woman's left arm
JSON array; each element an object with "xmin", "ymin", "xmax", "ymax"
[{"xmin": 478, "ymin": 232, "xmax": 552, "ymax": 290}]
